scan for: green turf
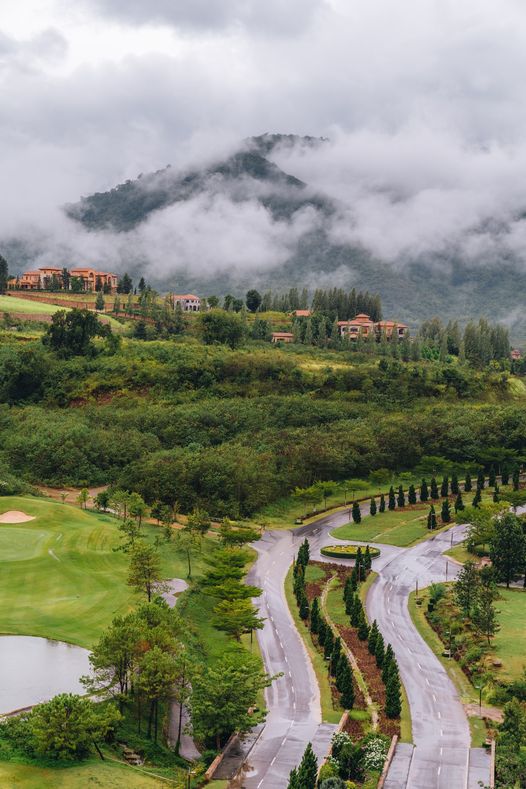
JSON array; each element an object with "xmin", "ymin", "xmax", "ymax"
[
  {"xmin": 0, "ymin": 296, "xmax": 69, "ymax": 315},
  {"xmin": 330, "ymin": 505, "xmax": 445, "ymax": 547},
  {"xmin": 0, "ymin": 496, "xmax": 214, "ymax": 649},
  {"xmin": 0, "ymin": 758, "xmax": 183, "ymax": 788},
  {"xmin": 490, "ymin": 588, "xmax": 526, "ymax": 681}
]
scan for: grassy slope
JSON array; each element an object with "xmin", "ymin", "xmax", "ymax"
[
  {"xmin": 490, "ymin": 587, "xmax": 526, "ymax": 681},
  {"xmin": 330, "ymin": 505, "xmax": 450, "ymax": 547},
  {"xmin": 0, "ymin": 296, "xmax": 124, "ymax": 331},
  {"xmin": 0, "ymin": 759, "xmax": 181, "ymax": 788},
  {"xmin": 284, "ymin": 565, "xmax": 342, "ymax": 724},
  {"xmin": 0, "ymin": 496, "xmax": 214, "ymax": 649}
]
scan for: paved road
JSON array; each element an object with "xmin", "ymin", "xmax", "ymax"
[{"xmin": 243, "ymin": 508, "xmax": 489, "ymax": 788}]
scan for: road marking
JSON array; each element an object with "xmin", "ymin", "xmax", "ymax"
[
  {"xmin": 288, "ymin": 671, "xmax": 292, "ymax": 678},
  {"xmin": 432, "ymin": 693, "xmax": 436, "ymax": 702},
  {"xmin": 437, "ymin": 766, "xmax": 441, "ymax": 776},
  {"xmin": 425, "ymin": 678, "xmax": 430, "ymax": 687},
  {"xmin": 440, "ymin": 747, "xmax": 443, "ymax": 756},
  {"xmin": 437, "ymin": 711, "xmax": 441, "ymax": 719},
  {"xmin": 257, "ymin": 781, "xmax": 264, "ymax": 788},
  {"xmin": 440, "ymin": 729, "xmax": 444, "ymax": 737},
  {"xmin": 417, "ymin": 662, "xmax": 423, "ymax": 670},
  {"xmin": 270, "ymin": 756, "xmax": 276, "ymax": 766}
]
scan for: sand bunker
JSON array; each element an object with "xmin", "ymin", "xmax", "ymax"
[{"xmin": 0, "ymin": 511, "xmax": 35, "ymax": 524}]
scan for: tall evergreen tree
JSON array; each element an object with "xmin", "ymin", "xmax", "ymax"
[
  {"xmin": 370, "ymin": 497, "xmax": 377, "ymax": 516},
  {"xmin": 493, "ymin": 484, "xmax": 500, "ymax": 503},
  {"xmin": 296, "ymin": 743, "xmax": 318, "ymax": 789},
  {"xmin": 382, "ymin": 644, "xmax": 395, "ymax": 683},
  {"xmin": 388, "ymin": 486, "xmax": 396, "ymax": 510},
  {"xmin": 350, "ymin": 594, "xmax": 362, "ymax": 627},
  {"xmin": 454, "ymin": 491, "xmax": 465, "ymax": 513},
  {"xmin": 287, "ymin": 767, "xmax": 299, "ymax": 789},
  {"xmin": 427, "ymin": 505, "xmax": 437, "ymax": 530},
  {"xmin": 488, "ymin": 466, "xmax": 496, "ymax": 488},
  {"xmin": 420, "ymin": 479, "xmax": 429, "ymax": 502},
  {"xmin": 441, "ymin": 499, "xmax": 451, "ymax": 524},
  {"xmin": 317, "ymin": 618, "xmax": 327, "ymax": 647},
  {"xmin": 451, "ymin": 473, "xmax": 459, "ymax": 495},
  {"xmin": 472, "ymin": 489, "xmax": 482, "ymax": 508},
  {"xmin": 501, "ymin": 467, "xmax": 510, "ymax": 486},
  {"xmin": 368, "ymin": 620, "xmax": 379, "ymax": 654},
  {"xmin": 397, "ymin": 485, "xmax": 405, "ymax": 508},
  {"xmin": 440, "ymin": 476, "xmax": 449, "ymax": 497},
  {"xmin": 299, "ymin": 592, "xmax": 310, "ymax": 620},
  {"xmin": 464, "ymin": 472, "xmax": 472, "ymax": 492},
  {"xmin": 374, "ymin": 632, "xmax": 385, "ymax": 668},
  {"xmin": 385, "ymin": 671, "xmax": 402, "ymax": 718},
  {"xmin": 513, "ymin": 467, "xmax": 520, "ymax": 491},
  {"xmin": 408, "ymin": 484, "xmax": 417, "ymax": 505},
  {"xmin": 351, "ymin": 501, "xmax": 361, "ymax": 524},
  {"xmin": 357, "ymin": 611, "xmax": 369, "ymax": 641},
  {"xmin": 310, "ymin": 597, "xmax": 320, "ymax": 634},
  {"xmin": 430, "ymin": 477, "xmax": 439, "ymax": 499},
  {"xmin": 363, "ymin": 545, "xmax": 372, "ymax": 574},
  {"xmin": 477, "ymin": 470, "xmax": 485, "ymax": 491},
  {"xmin": 339, "ymin": 660, "xmax": 355, "ymax": 709},
  {"xmin": 324, "ymin": 626, "xmax": 334, "ymax": 660},
  {"xmin": 379, "ymin": 493, "xmax": 386, "ymax": 513},
  {"xmin": 330, "ymin": 637, "xmax": 342, "ymax": 676}
]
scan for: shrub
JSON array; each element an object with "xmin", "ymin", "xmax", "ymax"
[
  {"xmin": 361, "ymin": 734, "xmax": 389, "ymax": 772},
  {"xmin": 320, "ymin": 545, "xmax": 381, "ymax": 559}
]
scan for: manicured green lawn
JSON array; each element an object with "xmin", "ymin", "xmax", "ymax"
[
  {"xmin": 330, "ymin": 505, "xmax": 448, "ymax": 547},
  {"xmin": 0, "ymin": 758, "xmax": 182, "ymax": 788},
  {"xmin": 0, "ymin": 496, "xmax": 214, "ymax": 649},
  {"xmin": 0, "ymin": 296, "xmax": 69, "ymax": 315},
  {"xmin": 491, "ymin": 588, "xmax": 526, "ymax": 681}
]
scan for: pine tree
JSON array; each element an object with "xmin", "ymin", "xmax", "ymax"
[
  {"xmin": 368, "ymin": 620, "xmax": 379, "ymax": 654},
  {"xmin": 287, "ymin": 767, "xmax": 299, "ymax": 789},
  {"xmin": 430, "ymin": 477, "xmax": 439, "ymax": 499},
  {"xmin": 317, "ymin": 619, "xmax": 327, "ymax": 647},
  {"xmin": 397, "ymin": 485, "xmax": 405, "ymax": 508},
  {"xmin": 299, "ymin": 592, "xmax": 310, "ymax": 620},
  {"xmin": 339, "ymin": 660, "xmax": 355, "ymax": 709},
  {"xmin": 382, "ymin": 644, "xmax": 395, "ymax": 683},
  {"xmin": 385, "ymin": 672, "xmax": 402, "ymax": 718},
  {"xmin": 420, "ymin": 479, "xmax": 429, "ymax": 502},
  {"xmin": 310, "ymin": 597, "xmax": 320, "ymax": 633},
  {"xmin": 357, "ymin": 610, "xmax": 369, "ymax": 640},
  {"xmin": 441, "ymin": 499, "xmax": 451, "ymax": 524},
  {"xmin": 477, "ymin": 470, "xmax": 485, "ymax": 491},
  {"xmin": 349, "ymin": 567, "xmax": 358, "ymax": 593},
  {"xmin": 370, "ymin": 497, "xmax": 377, "ymax": 516},
  {"xmin": 501, "ymin": 467, "xmax": 510, "ymax": 486},
  {"xmin": 379, "ymin": 493, "xmax": 386, "ymax": 513},
  {"xmin": 489, "ymin": 466, "xmax": 496, "ymax": 488},
  {"xmin": 451, "ymin": 473, "xmax": 459, "ymax": 495},
  {"xmin": 375, "ymin": 632, "xmax": 385, "ymax": 668},
  {"xmin": 335, "ymin": 652, "xmax": 347, "ymax": 692},
  {"xmin": 427, "ymin": 505, "xmax": 437, "ymax": 530},
  {"xmin": 440, "ymin": 476, "xmax": 449, "ymax": 497},
  {"xmin": 388, "ymin": 486, "xmax": 396, "ymax": 510},
  {"xmin": 330, "ymin": 637, "xmax": 342, "ymax": 676},
  {"xmin": 464, "ymin": 472, "xmax": 472, "ymax": 492},
  {"xmin": 513, "ymin": 467, "xmax": 520, "ymax": 491},
  {"xmin": 493, "ymin": 484, "xmax": 500, "ymax": 503},
  {"xmin": 355, "ymin": 547, "xmax": 363, "ymax": 580},
  {"xmin": 408, "ymin": 484, "xmax": 417, "ymax": 505},
  {"xmin": 454, "ymin": 492, "xmax": 464, "ymax": 513},
  {"xmin": 324, "ymin": 626, "xmax": 334, "ymax": 660},
  {"xmin": 472, "ymin": 489, "xmax": 482, "ymax": 508},
  {"xmin": 363, "ymin": 545, "xmax": 372, "ymax": 574},
  {"xmin": 352, "ymin": 501, "xmax": 361, "ymax": 523},
  {"xmin": 296, "ymin": 743, "xmax": 318, "ymax": 789},
  {"xmin": 350, "ymin": 594, "xmax": 361, "ymax": 627}
]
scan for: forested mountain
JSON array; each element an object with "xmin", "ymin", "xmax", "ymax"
[{"xmin": 62, "ymin": 133, "xmax": 526, "ymax": 335}]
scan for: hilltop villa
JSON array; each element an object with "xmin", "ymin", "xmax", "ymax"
[
  {"xmin": 338, "ymin": 313, "xmax": 408, "ymax": 340},
  {"xmin": 13, "ymin": 266, "xmax": 119, "ymax": 293},
  {"xmin": 173, "ymin": 294, "xmax": 201, "ymax": 312}
]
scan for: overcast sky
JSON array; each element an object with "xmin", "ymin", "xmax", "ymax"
[{"xmin": 3, "ymin": 0, "xmax": 526, "ymax": 275}]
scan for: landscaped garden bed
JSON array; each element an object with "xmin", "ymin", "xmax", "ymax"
[{"xmin": 321, "ymin": 544, "xmax": 381, "ymax": 559}]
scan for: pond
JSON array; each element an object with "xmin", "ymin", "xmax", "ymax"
[{"xmin": 0, "ymin": 635, "xmax": 91, "ymax": 714}]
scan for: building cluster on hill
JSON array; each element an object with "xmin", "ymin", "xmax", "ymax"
[
  {"xmin": 271, "ymin": 312, "xmax": 408, "ymax": 344},
  {"xmin": 9, "ymin": 266, "xmax": 119, "ymax": 294}
]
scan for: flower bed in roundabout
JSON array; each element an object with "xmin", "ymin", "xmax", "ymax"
[{"xmin": 320, "ymin": 544, "xmax": 381, "ymax": 559}]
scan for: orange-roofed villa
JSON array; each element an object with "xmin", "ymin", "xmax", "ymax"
[
  {"xmin": 13, "ymin": 266, "xmax": 118, "ymax": 293},
  {"xmin": 173, "ymin": 294, "xmax": 201, "ymax": 312},
  {"xmin": 338, "ymin": 313, "xmax": 408, "ymax": 341}
]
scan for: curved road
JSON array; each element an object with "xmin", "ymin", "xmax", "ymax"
[{"xmin": 243, "ymin": 508, "xmax": 489, "ymax": 788}]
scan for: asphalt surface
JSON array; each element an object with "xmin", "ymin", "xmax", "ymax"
[{"xmin": 243, "ymin": 508, "xmax": 490, "ymax": 788}]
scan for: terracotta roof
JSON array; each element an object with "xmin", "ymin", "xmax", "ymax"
[
  {"xmin": 174, "ymin": 294, "xmax": 200, "ymax": 300},
  {"xmin": 377, "ymin": 320, "xmax": 409, "ymax": 329},
  {"xmin": 21, "ymin": 270, "xmax": 41, "ymax": 276},
  {"xmin": 272, "ymin": 332, "xmax": 294, "ymax": 338},
  {"xmin": 38, "ymin": 267, "xmax": 62, "ymax": 272},
  {"xmin": 292, "ymin": 309, "xmax": 311, "ymax": 317}
]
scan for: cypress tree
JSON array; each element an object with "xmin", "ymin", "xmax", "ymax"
[
  {"xmin": 472, "ymin": 489, "xmax": 481, "ymax": 508},
  {"xmin": 375, "ymin": 632, "xmax": 385, "ymax": 668},
  {"xmin": 454, "ymin": 492, "xmax": 464, "ymax": 513},
  {"xmin": 379, "ymin": 493, "xmax": 386, "ymax": 512},
  {"xmin": 363, "ymin": 545, "xmax": 372, "ymax": 574},
  {"xmin": 368, "ymin": 620, "xmax": 379, "ymax": 654},
  {"xmin": 513, "ymin": 467, "xmax": 520, "ymax": 491},
  {"xmin": 451, "ymin": 473, "xmax": 459, "ymax": 495},
  {"xmin": 501, "ymin": 467, "xmax": 510, "ymax": 486},
  {"xmin": 477, "ymin": 470, "xmax": 485, "ymax": 491},
  {"xmin": 420, "ymin": 479, "xmax": 429, "ymax": 502},
  {"xmin": 355, "ymin": 547, "xmax": 363, "ymax": 581},
  {"xmin": 324, "ymin": 626, "xmax": 334, "ymax": 660},
  {"xmin": 349, "ymin": 566, "xmax": 358, "ymax": 592},
  {"xmin": 310, "ymin": 597, "xmax": 320, "ymax": 633},
  {"xmin": 489, "ymin": 466, "xmax": 496, "ymax": 488},
  {"xmin": 357, "ymin": 610, "xmax": 369, "ymax": 640},
  {"xmin": 493, "ymin": 484, "xmax": 500, "ymax": 503},
  {"xmin": 408, "ymin": 484, "xmax": 417, "ymax": 505},
  {"xmin": 335, "ymin": 652, "xmax": 347, "ymax": 692},
  {"xmin": 317, "ymin": 618, "xmax": 327, "ymax": 647},
  {"xmin": 299, "ymin": 592, "xmax": 310, "ymax": 620},
  {"xmin": 330, "ymin": 637, "xmax": 342, "ymax": 676},
  {"xmin": 441, "ymin": 499, "xmax": 451, "ymax": 524},
  {"xmin": 296, "ymin": 743, "xmax": 318, "ymax": 789},
  {"xmin": 397, "ymin": 485, "xmax": 405, "ymax": 508},
  {"xmin": 339, "ymin": 660, "xmax": 355, "ymax": 709},
  {"xmin": 388, "ymin": 486, "xmax": 396, "ymax": 510},
  {"xmin": 287, "ymin": 767, "xmax": 299, "ymax": 789},
  {"xmin": 440, "ymin": 476, "xmax": 449, "ymax": 497},
  {"xmin": 352, "ymin": 501, "xmax": 361, "ymax": 524},
  {"xmin": 350, "ymin": 594, "xmax": 361, "ymax": 627},
  {"xmin": 385, "ymin": 671, "xmax": 402, "ymax": 718},
  {"xmin": 430, "ymin": 477, "xmax": 439, "ymax": 499},
  {"xmin": 464, "ymin": 472, "xmax": 472, "ymax": 492},
  {"xmin": 370, "ymin": 497, "xmax": 377, "ymax": 516},
  {"xmin": 427, "ymin": 505, "xmax": 437, "ymax": 530},
  {"xmin": 382, "ymin": 644, "xmax": 395, "ymax": 683}
]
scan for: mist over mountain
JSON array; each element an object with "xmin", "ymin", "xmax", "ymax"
[{"xmin": 57, "ymin": 133, "xmax": 526, "ymax": 336}]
